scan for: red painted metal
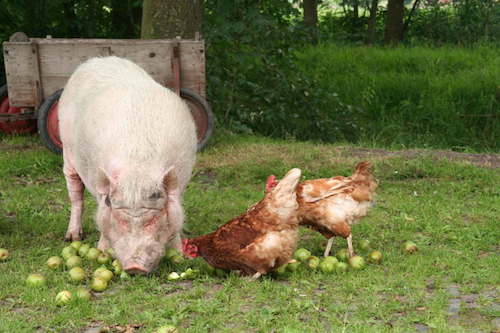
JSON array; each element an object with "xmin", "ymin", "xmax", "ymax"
[
  {"xmin": 46, "ymin": 101, "xmax": 62, "ymax": 149},
  {"xmin": 0, "ymin": 95, "xmax": 36, "ymax": 134}
]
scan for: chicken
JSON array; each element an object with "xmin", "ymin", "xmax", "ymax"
[
  {"xmin": 265, "ymin": 162, "xmax": 377, "ymax": 258},
  {"xmin": 182, "ymin": 168, "xmax": 302, "ymax": 279}
]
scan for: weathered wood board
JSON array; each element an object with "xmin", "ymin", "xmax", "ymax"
[{"xmin": 3, "ymin": 38, "xmax": 206, "ymax": 107}]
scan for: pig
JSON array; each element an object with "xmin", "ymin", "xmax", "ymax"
[{"xmin": 58, "ymin": 56, "xmax": 197, "ymax": 274}]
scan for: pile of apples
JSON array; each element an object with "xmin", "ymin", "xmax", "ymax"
[
  {"xmin": 275, "ymin": 239, "xmax": 417, "ymax": 276},
  {"xmin": 23, "ymin": 241, "xmax": 130, "ymax": 305}
]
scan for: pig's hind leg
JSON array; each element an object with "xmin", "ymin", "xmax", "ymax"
[{"xmin": 63, "ymin": 161, "xmax": 85, "ymax": 241}]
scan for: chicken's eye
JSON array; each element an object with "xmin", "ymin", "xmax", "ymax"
[{"xmin": 149, "ymin": 191, "xmax": 163, "ymax": 200}]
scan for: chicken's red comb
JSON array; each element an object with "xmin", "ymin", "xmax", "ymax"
[{"xmin": 265, "ymin": 175, "xmax": 278, "ymax": 193}]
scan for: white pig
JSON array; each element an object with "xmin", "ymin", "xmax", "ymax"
[{"xmin": 58, "ymin": 56, "xmax": 197, "ymax": 274}]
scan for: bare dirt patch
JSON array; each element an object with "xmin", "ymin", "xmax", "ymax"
[{"xmin": 342, "ymin": 147, "xmax": 500, "ymax": 169}]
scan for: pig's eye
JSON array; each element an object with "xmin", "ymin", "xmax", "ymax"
[
  {"xmin": 149, "ymin": 191, "xmax": 163, "ymax": 200},
  {"xmin": 105, "ymin": 196, "xmax": 111, "ymax": 207}
]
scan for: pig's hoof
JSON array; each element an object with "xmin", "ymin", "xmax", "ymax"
[{"xmin": 64, "ymin": 229, "xmax": 83, "ymax": 241}]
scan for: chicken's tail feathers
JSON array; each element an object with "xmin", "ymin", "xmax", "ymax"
[{"xmin": 352, "ymin": 161, "xmax": 378, "ymax": 193}]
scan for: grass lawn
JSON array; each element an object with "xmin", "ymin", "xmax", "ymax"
[{"xmin": 0, "ymin": 133, "xmax": 499, "ymax": 332}]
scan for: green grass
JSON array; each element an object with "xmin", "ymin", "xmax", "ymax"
[
  {"xmin": 296, "ymin": 45, "xmax": 500, "ymax": 151},
  {"xmin": 1, "ymin": 133, "xmax": 499, "ymax": 332}
]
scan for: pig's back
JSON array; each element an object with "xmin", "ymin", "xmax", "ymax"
[{"xmin": 58, "ymin": 56, "xmax": 197, "ymax": 195}]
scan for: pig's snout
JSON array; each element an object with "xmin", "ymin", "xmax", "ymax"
[{"xmin": 123, "ymin": 262, "xmax": 149, "ymax": 275}]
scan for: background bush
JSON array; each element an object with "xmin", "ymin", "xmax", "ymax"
[{"xmin": 0, "ymin": 0, "xmax": 498, "ymax": 151}]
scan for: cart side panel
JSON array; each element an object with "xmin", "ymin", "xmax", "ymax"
[
  {"xmin": 3, "ymin": 42, "xmax": 39, "ymax": 107},
  {"xmin": 179, "ymin": 42, "xmax": 205, "ymax": 98},
  {"xmin": 37, "ymin": 40, "xmax": 205, "ymax": 100}
]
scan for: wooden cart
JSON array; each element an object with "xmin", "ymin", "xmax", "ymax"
[{"xmin": 0, "ymin": 32, "xmax": 214, "ymax": 153}]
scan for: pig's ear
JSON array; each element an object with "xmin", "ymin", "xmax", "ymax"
[
  {"xmin": 162, "ymin": 166, "xmax": 178, "ymax": 191},
  {"xmin": 96, "ymin": 167, "xmax": 115, "ymax": 195}
]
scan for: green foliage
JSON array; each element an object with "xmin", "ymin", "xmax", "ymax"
[
  {"xmin": 406, "ymin": 0, "xmax": 500, "ymax": 45},
  {"xmin": 297, "ymin": 44, "xmax": 500, "ymax": 150},
  {"xmin": 204, "ymin": 0, "xmax": 359, "ymax": 142}
]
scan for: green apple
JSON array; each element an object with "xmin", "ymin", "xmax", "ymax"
[
  {"xmin": 286, "ymin": 260, "xmax": 301, "ymax": 272},
  {"xmin": 274, "ymin": 264, "xmax": 288, "ymax": 276},
  {"xmin": 119, "ymin": 271, "xmax": 130, "ymax": 280},
  {"xmin": 85, "ymin": 248, "xmax": 101, "ymax": 261},
  {"xmin": 55, "ymin": 290, "xmax": 73, "ymax": 305},
  {"xmin": 323, "ymin": 256, "xmax": 339, "ymax": 265},
  {"xmin": 335, "ymin": 262, "xmax": 348, "ymax": 273},
  {"xmin": 336, "ymin": 249, "xmax": 349, "ymax": 262},
  {"xmin": 359, "ymin": 239, "xmax": 371, "ymax": 251},
  {"xmin": 348, "ymin": 255, "xmax": 365, "ymax": 270},
  {"xmin": 78, "ymin": 244, "xmax": 90, "ymax": 257},
  {"xmin": 155, "ymin": 325, "xmax": 179, "ymax": 333},
  {"xmin": 61, "ymin": 246, "xmax": 77, "ymax": 260},
  {"xmin": 96, "ymin": 253, "xmax": 111, "ymax": 265},
  {"xmin": 307, "ymin": 256, "xmax": 320, "ymax": 270},
  {"xmin": 167, "ymin": 272, "xmax": 181, "ymax": 281},
  {"xmin": 169, "ymin": 255, "xmax": 184, "ymax": 264},
  {"xmin": 0, "ymin": 248, "xmax": 10, "ymax": 261},
  {"xmin": 70, "ymin": 241, "xmax": 82, "ymax": 250},
  {"xmin": 90, "ymin": 277, "xmax": 108, "ymax": 292},
  {"xmin": 68, "ymin": 267, "xmax": 86, "ymax": 282},
  {"xmin": 94, "ymin": 268, "xmax": 113, "ymax": 281},
  {"xmin": 112, "ymin": 260, "xmax": 122, "ymax": 274},
  {"xmin": 369, "ymin": 250, "xmax": 383, "ymax": 264},
  {"xmin": 75, "ymin": 288, "xmax": 92, "ymax": 301},
  {"xmin": 293, "ymin": 248, "xmax": 311, "ymax": 262},
  {"xmin": 403, "ymin": 241, "xmax": 418, "ymax": 253},
  {"xmin": 26, "ymin": 273, "xmax": 46, "ymax": 287},
  {"xmin": 319, "ymin": 260, "xmax": 335, "ymax": 273},
  {"xmin": 46, "ymin": 256, "xmax": 63, "ymax": 270},
  {"xmin": 66, "ymin": 255, "xmax": 83, "ymax": 269},
  {"xmin": 182, "ymin": 268, "xmax": 197, "ymax": 279},
  {"xmin": 165, "ymin": 248, "xmax": 180, "ymax": 260}
]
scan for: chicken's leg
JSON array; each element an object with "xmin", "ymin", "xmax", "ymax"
[
  {"xmin": 323, "ymin": 237, "xmax": 334, "ymax": 257},
  {"xmin": 347, "ymin": 234, "xmax": 354, "ymax": 257}
]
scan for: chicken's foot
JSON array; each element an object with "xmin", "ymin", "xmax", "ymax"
[{"xmin": 323, "ymin": 237, "xmax": 334, "ymax": 257}]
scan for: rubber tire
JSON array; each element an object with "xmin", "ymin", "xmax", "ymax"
[
  {"xmin": 180, "ymin": 88, "xmax": 215, "ymax": 151},
  {"xmin": 37, "ymin": 89, "xmax": 63, "ymax": 154},
  {"xmin": 36, "ymin": 88, "xmax": 214, "ymax": 154}
]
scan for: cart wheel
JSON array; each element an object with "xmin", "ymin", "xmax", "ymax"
[
  {"xmin": 180, "ymin": 88, "xmax": 214, "ymax": 151},
  {"xmin": 0, "ymin": 85, "xmax": 37, "ymax": 134},
  {"xmin": 37, "ymin": 89, "xmax": 62, "ymax": 154}
]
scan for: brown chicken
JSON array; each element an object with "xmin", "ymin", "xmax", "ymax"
[
  {"xmin": 265, "ymin": 162, "xmax": 377, "ymax": 258},
  {"xmin": 182, "ymin": 168, "xmax": 302, "ymax": 279}
]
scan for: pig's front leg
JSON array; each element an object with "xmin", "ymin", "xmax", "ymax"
[{"xmin": 63, "ymin": 162, "xmax": 85, "ymax": 241}]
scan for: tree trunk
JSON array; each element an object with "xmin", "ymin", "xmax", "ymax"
[
  {"xmin": 352, "ymin": 0, "xmax": 359, "ymax": 20},
  {"xmin": 384, "ymin": 0, "xmax": 405, "ymax": 45},
  {"xmin": 366, "ymin": 0, "xmax": 379, "ymax": 44},
  {"xmin": 402, "ymin": 0, "xmax": 421, "ymax": 40},
  {"xmin": 141, "ymin": 0, "xmax": 203, "ymax": 39},
  {"xmin": 303, "ymin": 0, "xmax": 318, "ymax": 42}
]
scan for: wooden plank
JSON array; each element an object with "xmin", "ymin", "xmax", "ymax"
[
  {"xmin": 3, "ymin": 43, "xmax": 37, "ymax": 107},
  {"xmin": 30, "ymin": 42, "xmax": 43, "ymax": 106},
  {"xmin": 5, "ymin": 38, "xmax": 206, "ymax": 106}
]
